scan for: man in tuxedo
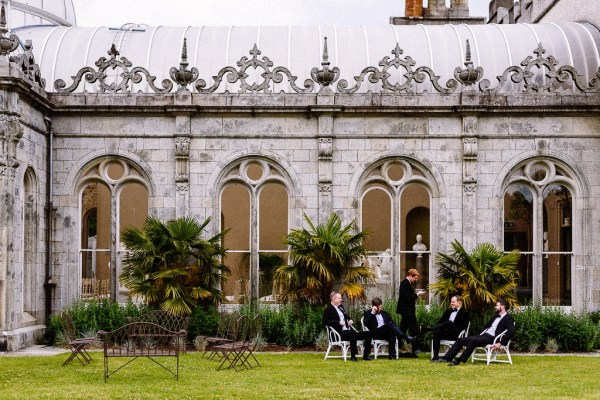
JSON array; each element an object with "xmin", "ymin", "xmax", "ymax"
[
  {"xmin": 433, "ymin": 299, "xmax": 515, "ymax": 366},
  {"xmin": 323, "ymin": 292, "xmax": 372, "ymax": 361},
  {"xmin": 396, "ymin": 268, "xmax": 426, "ymax": 354},
  {"xmin": 429, "ymin": 295, "xmax": 470, "ymax": 361},
  {"xmin": 363, "ymin": 297, "xmax": 413, "ymax": 359}
]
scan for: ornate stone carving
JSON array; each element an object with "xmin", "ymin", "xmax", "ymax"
[
  {"xmin": 0, "ymin": 165, "xmax": 15, "ymax": 177},
  {"xmin": 454, "ymin": 40, "xmax": 483, "ymax": 88},
  {"xmin": 480, "ymin": 42, "xmax": 600, "ymax": 93},
  {"xmin": 311, "ymin": 37, "xmax": 340, "ymax": 91},
  {"xmin": 9, "ymin": 40, "xmax": 45, "ymax": 87},
  {"xmin": 463, "ymin": 183, "xmax": 476, "ymax": 196},
  {"xmin": 169, "ymin": 38, "xmax": 199, "ymax": 92},
  {"xmin": 175, "ymin": 137, "xmax": 190, "ymax": 183},
  {"xmin": 0, "ymin": 114, "xmax": 23, "ymax": 168},
  {"xmin": 54, "ymin": 44, "xmax": 173, "ymax": 93},
  {"xmin": 318, "ymin": 137, "xmax": 333, "ymax": 158},
  {"xmin": 319, "ymin": 183, "xmax": 332, "ymax": 193},
  {"xmin": 176, "ymin": 183, "xmax": 189, "ymax": 192},
  {"xmin": 0, "ymin": 1, "xmax": 18, "ymax": 57},
  {"xmin": 463, "ymin": 116, "xmax": 478, "ymax": 136},
  {"xmin": 337, "ymin": 43, "xmax": 458, "ymax": 94},
  {"xmin": 195, "ymin": 44, "xmax": 314, "ymax": 94},
  {"xmin": 175, "ymin": 136, "xmax": 190, "ymax": 157},
  {"xmin": 462, "ymin": 137, "xmax": 477, "ymax": 160}
]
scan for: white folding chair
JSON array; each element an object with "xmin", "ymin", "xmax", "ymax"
[
  {"xmin": 324, "ymin": 326, "xmax": 363, "ymax": 361},
  {"xmin": 432, "ymin": 321, "xmax": 470, "ymax": 359},
  {"xmin": 360, "ymin": 317, "xmax": 398, "ymax": 359},
  {"xmin": 471, "ymin": 328, "xmax": 514, "ymax": 365}
]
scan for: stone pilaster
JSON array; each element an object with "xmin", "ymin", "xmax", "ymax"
[
  {"xmin": 318, "ymin": 116, "xmax": 333, "ymax": 223},
  {"xmin": 462, "ymin": 115, "xmax": 478, "ymax": 250},
  {"xmin": 174, "ymin": 115, "xmax": 191, "ymax": 217},
  {"xmin": 0, "ymin": 111, "xmax": 23, "ymax": 332}
]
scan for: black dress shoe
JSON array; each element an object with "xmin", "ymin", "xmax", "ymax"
[
  {"xmin": 350, "ymin": 356, "xmax": 358, "ymax": 362},
  {"xmin": 362, "ymin": 356, "xmax": 372, "ymax": 361},
  {"xmin": 447, "ymin": 359, "xmax": 461, "ymax": 366}
]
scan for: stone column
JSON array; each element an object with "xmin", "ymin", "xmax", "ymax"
[
  {"xmin": 0, "ymin": 110, "xmax": 23, "ymax": 332},
  {"xmin": 174, "ymin": 115, "xmax": 191, "ymax": 217},
  {"xmin": 318, "ymin": 131, "xmax": 333, "ymax": 223},
  {"xmin": 462, "ymin": 115, "xmax": 478, "ymax": 251}
]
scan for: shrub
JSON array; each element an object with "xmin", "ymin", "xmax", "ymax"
[
  {"xmin": 45, "ymin": 299, "xmax": 146, "ymax": 346},
  {"xmin": 187, "ymin": 305, "xmax": 220, "ymax": 340},
  {"xmin": 512, "ymin": 304, "xmax": 598, "ymax": 352},
  {"xmin": 259, "ymin": 304, "xmax": 325, "ymax": 347}
]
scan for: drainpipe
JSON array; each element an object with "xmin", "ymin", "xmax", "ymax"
[{"xmin": 43, "ymin": 117, "xmax": 55, "ymax": 326}]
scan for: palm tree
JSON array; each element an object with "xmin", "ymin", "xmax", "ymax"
[
  {"xmin": 430, "ymin": 240, "xmax": 520, "ymax": 315},
  {"xmin": 120, "ymin": 216, "xmax": 229, "ymax": 316},
  {"xmin": 273, "ymin": 213, "xmax": 374, "ymax": 305}
]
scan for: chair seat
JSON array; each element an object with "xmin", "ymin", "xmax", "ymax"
[
  {"xmin": 471, "ymin": 328, "xmax": 513, "ymax": 365},
  {"xmin": 324, "ymin": 326, "xmax": 363, "ymax": 361},
  {"xmin": 431, "ymin": 321, "xmax": 470, "ymax": 359}
]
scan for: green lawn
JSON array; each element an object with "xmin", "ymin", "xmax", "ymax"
[{"xmin": 1, "ymin": 352, "xmax": 599, "ymax": 399}]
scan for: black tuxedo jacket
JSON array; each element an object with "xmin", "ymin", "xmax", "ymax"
[
  {"xmin": 323, "ymin": 304, "xmax": 352, "ymax": 333},
  {"xmin": 396, "ymin": 278, "xmax": 417, "ymax": 315},
  {"xmin": 363, "ymin": 309, "xmax": 395, "ymax": 332},
  {"xmin": 481, "ymin": 313, "xmax": 516, "ymax": 346},
  {"xmin": 436, "ymin": 308, "xmax": 470, "ymax": 334}
]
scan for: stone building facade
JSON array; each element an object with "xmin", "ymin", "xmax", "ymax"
[{"xmin": 1, "ymin": 0, "xmax": 600, "ymax": 350}]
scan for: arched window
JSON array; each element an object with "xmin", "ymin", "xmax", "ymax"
[
  {"xmin": 79, "ymin": 158, "xmax": 149, "ymax": 301},
  {"xmin": 22, "ymin": 168, "xmax": 37, "ymax": 315},
  {"xmin": 503, "ymin": 160, "xmax": 574, "ymax": 306},
  {"xmin": 219, "ymin": 158, "xmax": 289, "ymax": 303},
  {"xmin": 360, "ymin": 159, "xmax": 432, "ymax": 301}
]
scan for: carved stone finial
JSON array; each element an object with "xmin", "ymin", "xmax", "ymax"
[
  {"xmin": 169, "ymin": 38, "xmax": 199, "ymax": 92},
  {"xmin": 0, "ymin": 0, "xmax": 20, "ymax": 57},
  {"xmin": 392, "ymin": 43, "xmax": 403, "ymax": 59},
  {"xmin": 9, "ymin": 39, "xmax": 46, "ymax": 87},
  {"xmin": 454, "ymin": 39, "xmax": 483, "ymax": 88},
  {"xmin": 0, "ymin": 0, "xmax": 6, "ymax": 30},
  {"xmin": 310, "ymin": 37, "xmax": 340, "ymax": 90},
  {"xmin": 108, "ymin": 43, "xmax": 119, "ymax": 58}
]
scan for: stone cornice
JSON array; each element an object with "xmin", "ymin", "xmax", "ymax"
[
  {"xmin": 0, "ymin": 69, "xmax": 52, "ymax": 112},
  {"xmin": 45, "ymin": 92, "xmax": 600, "ymax": 117}
]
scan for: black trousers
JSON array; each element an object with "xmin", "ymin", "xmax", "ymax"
[
  {"xmin": 442, "ymin": 334, "xmax": 494, "ymax": 363},
  {"xmin": 431, "ymin": 320, "xmax": 459, "ymax": 359},
  {"xmin": 400, "ymin": 312, "xmax": 420, "ymax": 351},
  {"xmin": 339, "ymin": 329, "xmax": 371, "ymax": 357},
  {"xmin": 368, "ymin": 322, "xmax": 409, "ymax": 358}
]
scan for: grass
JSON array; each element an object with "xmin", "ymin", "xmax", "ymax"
[{"xmin": 1, "ymin": 351, "xmax": 600, "ymax": 399}]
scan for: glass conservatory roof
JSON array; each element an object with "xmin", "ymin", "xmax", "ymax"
[
  {"xmin": 13, "ymin": 22, "xmax": 600, "ymax": 94},
  {"xmin": 10, "ymin": 0, "xmax": 76, "ymax": 28}
]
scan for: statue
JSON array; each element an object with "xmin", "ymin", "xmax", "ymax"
[
  {"xmin": 378, "ymin": 249, "xmax": 392, "ymax": 280},
  {"xmin": 412, "ymin": 234, "xmax": 427, "ymax": 256}
]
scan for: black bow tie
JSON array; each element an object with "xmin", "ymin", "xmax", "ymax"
[{"xmin": 452, "ymin": 309, "xmax": 458, "ymax": 312}]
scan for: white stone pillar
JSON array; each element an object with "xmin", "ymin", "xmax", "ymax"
[
  {"xmin": 0, "ymin": 105, "xmax": 23, "ymax": 332},
  {"xmin": 462, "ymin": 115, "xmax": 478, "ymax": 251}
]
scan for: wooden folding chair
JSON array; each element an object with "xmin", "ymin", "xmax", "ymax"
[
  {"xmin": 61, "ymin": 313, "xmax": 98, "ymax": 366},
  {"xmin": 202, "ymin": 313, "xmax": 243, "ymax": 360}
]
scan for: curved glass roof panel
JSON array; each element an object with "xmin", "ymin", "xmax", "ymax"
[
  {"xmin": 14, "ymin": 22, "xmax": 600, "ymax": 94},
  {"xmin": 10, "ymin": 0, "xmax": 76, "ymax": 28}
]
